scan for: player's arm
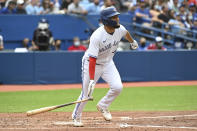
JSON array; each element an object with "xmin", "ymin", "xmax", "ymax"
[
  {"xmin": 89, "ymin": 57, "xmax": 96, "ymax": 80},
  {"xmin": 87, "ymin": 56, "xmax": 96, "ymax": 97},
  {"xmin": 87, "ymin": 36, "xmax": 99, "ymax": 97},
  {"xmin": 124, "ymin": 31, "xmax": 138, "ymax": 50},
  {"xmin": 124, "ymin": 31, "xmax": 135, "ymax": 43}
]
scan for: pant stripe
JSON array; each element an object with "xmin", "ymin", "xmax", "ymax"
[{"xmin": 73, "ymin": 59, "xmax": 85, "ymax": 119}]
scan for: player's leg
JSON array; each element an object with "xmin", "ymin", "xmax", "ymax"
[
  {"xmin": 72, "ymin": 59, "xmax": 102, "ymax": 126},
  {"xmin": 97, "ymin": 60, "xmax": 123, "ymax": 120}
]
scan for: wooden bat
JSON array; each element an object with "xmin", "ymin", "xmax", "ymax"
[{"xmin": 26, "ymin": 97, "xmax": 93, "ymax": 116}]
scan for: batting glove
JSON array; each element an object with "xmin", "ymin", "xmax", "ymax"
[
  {"xmin": 87, "ymin": 80, "xmax": 95, "ymax": 97},
  {"xmin": 130, "ymin": 40, "xmax": 138, "ymax": 50}
]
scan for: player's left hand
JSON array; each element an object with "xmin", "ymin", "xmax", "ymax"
[{"xmin": 130, "ymin": 40, "xmax": 138, "ymax": 50}]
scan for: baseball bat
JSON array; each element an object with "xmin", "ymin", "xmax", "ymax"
[{"xmin": 26, "ymin": 97, "xmax": 93, "ymax": 116}]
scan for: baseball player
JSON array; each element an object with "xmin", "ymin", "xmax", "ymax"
[{"xmin": 72, "ymin": 7, "xmax": 138, "ymax": 127}]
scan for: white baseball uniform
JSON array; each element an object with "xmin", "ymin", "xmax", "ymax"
[{"xmin": 72, "ymin": 24, "xmax": 127, "ymax": 119}]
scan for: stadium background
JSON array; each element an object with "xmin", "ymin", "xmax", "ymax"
[
  {"xmin": 0, "ymin": 0, "xmax": 197, "ymax": 130},
  {"xmin": 0, "ymin": 14, "xmax": 197, "ymax": 84}
]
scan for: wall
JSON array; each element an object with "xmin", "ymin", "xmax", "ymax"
[
  {"xmin": 0, "ymin": 51, "xmax": 197, "ymax": 84},
  {"xmin": 0, "ymin": 14, "xmax": 132, "ymax": 49}
]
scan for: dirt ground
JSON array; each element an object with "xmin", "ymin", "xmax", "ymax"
[
  {"xmin": 0, "ymin": 111, "xmax": 197, "ymax": 131},
  {"xmin": 0, "ymin": 81, "xmax": 197, "ymax": 131}
]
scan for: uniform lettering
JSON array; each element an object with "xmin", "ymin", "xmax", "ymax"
[
  {"xmin": 99, "ymin": 43, "xmax": 112, "ymax": 53},
  {"xmin": 113, "ymin": 41, "xmax": 118, "ymax": 46}
]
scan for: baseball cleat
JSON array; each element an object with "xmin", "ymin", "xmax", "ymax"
[
  {"xmin": 73, "ymin": 118, "xmax": 84, "ymax": 127},
  {"xmin": 96, "ymin": 105, "xmax": 112, "ymax": 121}
]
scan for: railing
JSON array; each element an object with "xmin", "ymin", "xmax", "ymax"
[{"xmin": 129, "ymin": 22, "xmax": 197, "ymax": 45}]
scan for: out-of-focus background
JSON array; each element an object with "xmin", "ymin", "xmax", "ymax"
[{"xmin": 0, "ymin": 0, "xmax": 197, "ymax": 84}]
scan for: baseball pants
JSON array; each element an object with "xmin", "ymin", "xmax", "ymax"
[{"xmin": 72, "ymin": 58, "xmax": 123, "ymax": 119}]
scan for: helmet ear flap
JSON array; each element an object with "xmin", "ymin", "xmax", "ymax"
[
  {"xmin": 101, "ymin": 17, "xmax": 118, "ymax": 28},
  {"xmin": 101, "ymin": 16, "xmax": 108, "ymax": 25}
]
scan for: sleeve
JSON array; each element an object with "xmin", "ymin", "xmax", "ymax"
[
  {"xmin": 119, "ymin": 25, "xmax": 127, "ymax": 37},
  {"xmin": 89, "ymin": 57, "xmax": 96, "ymax": 80},
  {"xmin": 87, "ymin": 36, "xmax": 100, "ymax": 58}
]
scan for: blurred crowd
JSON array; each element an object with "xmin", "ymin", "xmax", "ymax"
[
  {"xmin": 1, "ymin": 0, "xmax": 196, "ymax": 22},
  {"xmin": 0, "ymin": 0, "xmax": 197, "ymax": 51},
  {"xmin": 126, "ymin": 0, "xmax": 197, "ymax": 50}
]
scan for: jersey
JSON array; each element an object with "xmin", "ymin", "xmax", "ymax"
[{"xmin": 83, "ymin": 24, "xmax": 127, "ymax": 65}]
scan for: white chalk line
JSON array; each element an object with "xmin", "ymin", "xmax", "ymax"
[
  {"xmin": 0, "ymin": 126, "xmax": 116, "ymax": 130},
  {"xmin": 119, "ymin": 123, "xmax": 197, "ymax": 130},
  {"xmin": 83, "ymin": 114, "xmax": 197, "ymax": 121},
  {"xmin": 53, "ymin": 121, "xmax": 73, "ymax": 125},
  {"xmin": 120, "ymin": 114, "xmax": 197, "ymax": 120}
]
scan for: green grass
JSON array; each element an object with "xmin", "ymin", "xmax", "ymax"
[{"xmin": 0, "ymin": 85, "xmax": 197, "ymax": 113}]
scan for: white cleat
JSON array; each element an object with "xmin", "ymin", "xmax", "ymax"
[
  {"xmin": 73, "ymin": 118, "xmax": 84, "ymax": 127},
  {"xmin": 96, "ymin": 105, "xmax": 112, "ymax": 121}
]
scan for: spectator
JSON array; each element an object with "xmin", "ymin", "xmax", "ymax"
[
  {"xmin": 22, "ymin": 38, "xmax": 30, "ymax": 49},
  {"xmin": 60, "ymin": 0, "xmax": 72, "ymax": 14},
  {"xmin": 111, "ymin": 0, "xmax": 125, "ymax": 12},
  {"xmin": 122, "ymin": 0, "xmax": 137, "ymax": 10},
  {"xmin": 153, "ymin": 5, "xmax": 170, "ymax": 28},
  {"xmin": 14, "ymin": 37, "xmax": 30, "ymax": 52},
  {"xmin": 128, "ymin": 5, "xmax": 137, "ymax": 22},
  {"xmin": 49, "ymin": 0, "xmax": 61, "ymax": 14},
  {"xmin": 154, "ymin": 0, "xmax": 165, "ymax": 12},
  {"xmin": 174, "ymin": 41, "xmax": 183, "ymax": 49},
  {"xmin": 169, "ymin": 0, "xmax": 180, "ymax": 13},
  {"xmin": 185, "ymin": 41, "xmax": 193, "ymax": 50},
  {"xmin": 100, "ymin": 0, "xmax": 115, "ymax": 10},
  {"xmin": 159, "ymin": 5, "xmax": 170, "ymax": 22},
  {"xmin": 16, "ymin": 0, "xmax": 27, "ymax": 14},
  {"xmin": 39, "ymin": 0, "xmax": 52, "ymax": 14},
  {"xmin": 178, "ymin": 5, "xmax": 190, "ymax": 28},
  {"xmin": 168, "ymin": 13, "xmax": 186, "ymax": 34},
  {"xmin": 0, "ymin": 35, "xmax": 4, "ymax": 51},
  {"xmin": 138, "ymin": 37, "xmax": 148, "ymax": 51},
  {"xmin": 188, "ymin": 0, "xmax": 197, "ymax": 5},
  {"xmin": 31, "ymin": 18, "xmax": 54, "ymax": 51},
  {"xmin": 191, "ymin": 18, "xmax": 197, "ymax": 31},
  {"xmin": 188, "ymin": 3, "xmax": 197, "ymax": 26},
  {"xmin": 39, "ymin": 0, "xmax": 61, "ymax": 14},
  {"xmin": 181, "ymin": 0, "xmax": 189, "ymax": 9},
  {"xmin": 67, "ymin": 0, "xmax": 87, "ymax": 15},
  {"xmin": 147, "ymin": 36, "xmax": 167, "ymax": 50},
  {"xmin": 25, "ymin": 0, "xmax": 42, "ymax": 15},
  {"xmin": 86, "ymin": 0, "xmax": 101, "ymax": 14},
  {"xmin": 68, "ymin": 37, "xmax": 87, "ymax": 51},
  {"xmin": 134, "ymin": 0, "xmax": 152, "ymax": 25},
  {"xmin": 0, "ymin": 0, "xmax": 6, "ymax": 9},
  {"xmin": 79, "ymin": 0, "xmax": 91, "ymax": 11},
  {"xmin": 0, "ymin": 0, "xmax": 16, "ymax": 14},
  {"xmin": 54, "ymin": 39, "xmax": 61, "ymax": 50}
]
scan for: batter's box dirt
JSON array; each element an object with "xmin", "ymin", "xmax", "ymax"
[{"xmin": 0, "ymin": 111, "xmax": 197, "ymax": 131}]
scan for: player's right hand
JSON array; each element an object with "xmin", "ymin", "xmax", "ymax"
[
  {"xmin": 87, "ymin": 80, "xmax": 95, "ymax": 97},
  {"xmin": 130, "ymin": 40, "xmax": 138, "ymax": 50}
]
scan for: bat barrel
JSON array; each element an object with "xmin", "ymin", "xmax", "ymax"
[{"xmin": 26, "ymin": 106, "xmax": 57, "ymax": 116}]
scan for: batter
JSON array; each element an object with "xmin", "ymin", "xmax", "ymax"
[{"xmin": 72, "ymin": 7, "xmax": 138, "ymax": 127}]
